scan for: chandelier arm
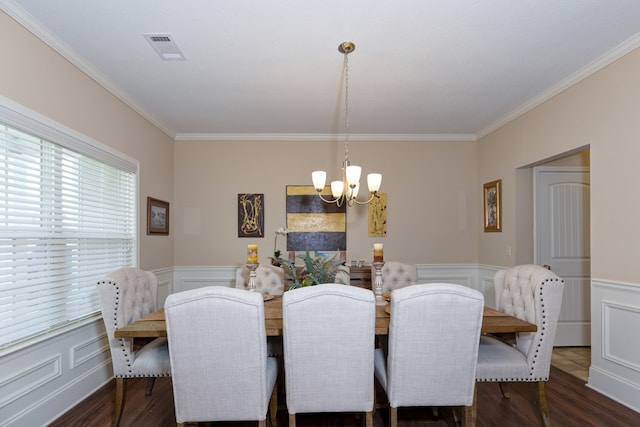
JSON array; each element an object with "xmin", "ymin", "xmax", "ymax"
[
  {"xmin": 349, "ymin": 192, "xmax": 379, "ymax": 205},
  {"xmin": 316, "ymin": 191, "xmax": 345, "ymax": 207}
]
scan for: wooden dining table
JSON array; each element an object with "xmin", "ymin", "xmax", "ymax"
[{"xmin": 114, "ymin": 295, "xmax": 537, "ymax": 339}]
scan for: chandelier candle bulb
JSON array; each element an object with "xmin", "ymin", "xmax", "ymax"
[
  {"xmin": 247, "ymin": 244, "xmax": 258, "ymax": 264},
  {"xmin": 373, "ymin": 244, "xmax": 384, "ymax": 262}
]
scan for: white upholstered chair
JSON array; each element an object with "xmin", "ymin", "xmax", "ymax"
[
  {"xmin": 165, "ymin": 286, "xmax": 278, "ymax": 427},
  {"xmin": 374, "ymin": 283, "xmax": 484, "ymax": 427},
  {"xmin": 476, "ymin": 264, "xmax": 564, "ymax": 427},
  {"xmin": 96, "ymin": 268, "xmax": 171, "ymax": 427},
  {"xmin": 374, "ymin": 261, "xmax": 418, "ymax": 292},
  {"xmin": 283, "ymin": 284, "xmax": 376, "ymax": 427},
  {"xmin": 236, "ymin": 263, "xmax": 286, "ymax": 295}
]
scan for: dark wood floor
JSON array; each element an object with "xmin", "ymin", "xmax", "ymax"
[{"xmin": 49, "ymin": 366, "xmax": 638, "ymax": 427}]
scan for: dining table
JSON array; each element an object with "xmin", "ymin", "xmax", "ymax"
[{"xmin": 114, "ymin": 295, "xmax": 537, "ymax": 339}]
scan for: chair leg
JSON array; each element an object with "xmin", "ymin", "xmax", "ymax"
[
  {"xmin": 113, "ymin": 377, "xmax": 126, "ymax": 427},
  {"xmin": 390, "ymin": 407, "xmax": 398, "ymax": 427},
  {"xmin": 258, "ymin": 420, "xmax": 266, "ymax": 427},
  {"xmin": 288, "ymin": 413, "xmax": 296, "ymax": 427},
  {"xmin": 461, "ymin": 383, "xmax": 477, "ymax": 427},
  {"xmin": 145, "ymin": 377, "xmax": 156, "ymax": 396},
  {"xmin": 451, "ymin": 407, "xmax": 460, "ymax": 427},
  {"xmin": 365, "ymin": 410, "xmax": 373, "ymax": 427},
  {"xmin": 372, "ymin": 382, "xmax": 377, "ymax": 416},
  {"xmin": 498, "ymin": 382, "xmax": 510, "ymax": 398},
  {"xmin": 537, "ymin": 381, "xmax": 551, "ymax": 427},
  {"xmin": 270, "ymin": 383, "xmax": 278, "ymax": 427}
]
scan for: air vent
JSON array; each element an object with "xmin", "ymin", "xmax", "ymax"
[{"xmin": 143, "ymin": 33, "xmax": 186, "ymax": 61}]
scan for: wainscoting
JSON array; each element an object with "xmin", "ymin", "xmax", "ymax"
[
  {"xmin": 2, "ymin": 266, "xmax": 639, "ymax": 426},
  {"xmin": 170, "ymin": 263, "xmax": 498, "ymax": 306},
  {"xmin": 0, "ymin": 319, "xmax": 111, "ymax": 426},
  {"xmin": 589, "ymin": 279, "xmax": 640, "ymax": 412}
]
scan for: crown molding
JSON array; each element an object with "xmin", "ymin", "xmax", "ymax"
[
  {"xmin": 6, "ymin": 0, "xmax": 639, "ymax": 144},
  {"xmin": 1, "ymin": 1, "xmax": 176, "ymax": 139},
  {"xmin": 173, "ymin": 132, "xmax": 477, "ymax": 142},
  {"xmin": 477, "ymin": 31, "xmax": 640, "ymax": 139}
]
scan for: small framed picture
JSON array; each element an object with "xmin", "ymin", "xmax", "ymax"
[
  {"xmin": 147, "ymin": 197, "xmax": 170, "ymax": 235},
  {"xmin": 238, "ymin": 193, "xmax": 264, "ymax": 237},
  {"xmin": 483, "ymin": 179, "xmax": 501, "ymax": 232}
]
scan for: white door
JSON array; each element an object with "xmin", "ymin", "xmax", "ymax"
[{"xmin": 534, "ymin": 166, "xmax": 590, "ymax": 346}]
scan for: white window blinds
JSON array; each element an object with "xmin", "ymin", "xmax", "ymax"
[{"xmin": 0, "ymin": 121, "xmax": 137, "ymax": 349}]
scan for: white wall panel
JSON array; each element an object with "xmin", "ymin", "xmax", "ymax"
[
  {"xmin": 590, "ymin": 279, "xmax": 640, "ymax": 412},
  {"xmin": 172, "ymin": 266, "xmax": 238, "ymax": 293},
  {"xmin": 603, "ymin": 301, "xmax": 640, "ymax": 371},
  {"xmin": 0, "ymin": 320, "xmax": 111, "ymax": 427}
]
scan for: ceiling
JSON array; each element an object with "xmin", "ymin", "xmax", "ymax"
[{"xmin": 4, "ymin": 1, "xmax": 640, "ymax": 141}]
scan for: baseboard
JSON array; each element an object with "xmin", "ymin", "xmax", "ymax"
[{"xmin": 588, "ymin": 365, "xmax": 640, "ymax": 413}]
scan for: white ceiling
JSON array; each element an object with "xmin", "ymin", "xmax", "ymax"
[{"xmin": 4, "ymin": 0, "xmax": 640, "ymax": 141}]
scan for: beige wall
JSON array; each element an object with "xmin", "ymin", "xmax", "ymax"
[
  {"xmin": 173, "ymin": 139, "xmax": 478, "ymax": 266},
  {"xmin": 477, "ymin": 45, "xmax": 640, "ymax": 284},
  {"xmin": 8, "ymin": 1, "xmax": 638, "ymax": 281},
  {"xmin": 0, "ymin": 11, "xmax": 174, "ymax": 270}
]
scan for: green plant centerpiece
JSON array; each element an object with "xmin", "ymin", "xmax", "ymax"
[{"xmin": 281, "ymin": 249, "xmax": 348, "ymax": 289}]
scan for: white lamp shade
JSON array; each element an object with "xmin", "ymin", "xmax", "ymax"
[
  {"xmin": 367, "ymin": 173, "xmax": 382, "ymax": 193},
  {"xmin": 312, "ymin": 171, "xmax": 327, "ymax": 191},
  {"xmin": 331, "ymin": 180, "xmax": 344, "ymax": 198},
  {"xmin": 345, "ymin": 165, "xmax": 362, "ymax": 186}
]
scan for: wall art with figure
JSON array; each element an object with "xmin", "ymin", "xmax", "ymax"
[
  {"xmin": 238, "ymin": 193, "xmax": 264, "ymax": 237},
  {"xmin": 483, "ymin": 179, "xmax": 501, "ymax": 232}
]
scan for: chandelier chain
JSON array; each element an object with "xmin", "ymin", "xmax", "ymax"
[
  {"xmin": 344, "ymin": 51, "xmax": 350, "ymax": 161},
  {"xmin": 310, "ymin": 41, "xmax": 381, "ymax": 207}
]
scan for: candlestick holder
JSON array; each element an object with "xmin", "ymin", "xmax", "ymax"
[
  {"xmin": 246, "ymin": 263, "xmax": 259, "ymax": 292},
  {"xmin": 372, "ymin": 261, "xmax": 387, "ymax": 306}
]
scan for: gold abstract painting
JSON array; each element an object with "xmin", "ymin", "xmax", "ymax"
[{"xmin": 368, "ymin": 193, "xmax": 387, "ymax": 237}]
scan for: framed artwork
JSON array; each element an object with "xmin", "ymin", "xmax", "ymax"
[
  {"xmin": 238, "ymin": 193, "xmax": 264, "ymax": 237},
  {"xmin": 285, "ymin": 185, "xmax": 346, "ymax": 252},
  {"xmin": 483, "ymin": 179, "xmax": 501, "ymax": 232},
  {"xmin": 147, "ymin": 197, "xmax": 170, "ymax": 235},
  {"xmin": 368, "ymin": 192, "xmax": 387, "ymax": 237}
]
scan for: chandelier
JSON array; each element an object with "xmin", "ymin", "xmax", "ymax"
[{"xmin": 312, "ymin": 42, "xmax": 382, "ymax": 207}]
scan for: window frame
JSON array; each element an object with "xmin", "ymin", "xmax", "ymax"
[{"xmin": 0, "ymin": 96, "xmax": 139, "ymax": 352}]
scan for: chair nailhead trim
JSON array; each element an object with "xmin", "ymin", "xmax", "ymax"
[
  {"xmin": 479, "ymin": 275, "xmax": 564, "ymax": 383},
  {"xmin": 110, "ymin": 281, "xmax": 136, "ymax": 375}
]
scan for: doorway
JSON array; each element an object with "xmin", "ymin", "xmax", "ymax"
[{"xmin": 533, "ymin": 153, "xmax": 591, "ymax": 346}]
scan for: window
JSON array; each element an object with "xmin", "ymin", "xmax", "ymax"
[{"xmin": 0, "ymin": 101, "xmax": 137, "ymax": 349}]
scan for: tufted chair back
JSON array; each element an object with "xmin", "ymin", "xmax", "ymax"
[
  {"xmin": 96, "ymin": 267, "xmax": 171, "ymax": 426},
  {"xmin": 236, "ymin": 264, "xmax": 285, "ymax": 295},
  {"xmin": 476, "ymin": 264, "xmax": 564, "ymax": 426},
  {"xmin": 375, "ymin": 261, "xmax": 418, "ymax": 292},
  {"xmin": 97, "ymin": 267, "xmax": 163, "ymax": 376},
  {"xmin": 493, "ymin": 264, "xmax": 563, "ymax": 360},
  {"xmin": 335, "ymin": 265, "xmax": 350, "ymax": 285}
]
